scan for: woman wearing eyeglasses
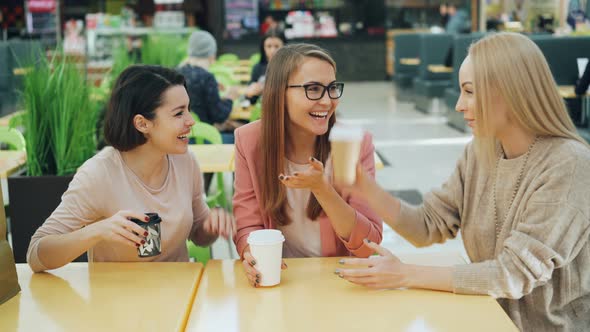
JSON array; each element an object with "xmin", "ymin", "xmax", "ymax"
[{"xmin": 232, "ymin": 44, "xmax": 382, "ymax": 287}]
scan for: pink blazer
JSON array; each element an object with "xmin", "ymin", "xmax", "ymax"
[{"xmin": 232, "ymin": 121, "xmax": 383, "ymax": 259}]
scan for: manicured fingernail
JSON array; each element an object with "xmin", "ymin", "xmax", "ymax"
[
  {"xmin": 251, "ymin": 260, "xmax": 256, "ymax": 266},
  {"xmin": 309, "ymin": 156, "xmax": 314, "ymax": 162},
  {"xmin": 364, "ymin": 238, "xmax": 371, "ymax": 244},
  {"xmin": 135, "ymin": 243, "xmax": 140, "ymax": 247},
  {"xmin": 311, "ymin": 157, "xmax": 318, "ymax": 162},
  {"xmin": 145, "ymin": 216, "xmax": 149, "ymax": 222},
  {"xmin": 144, "ymin": 231, "xmax": 148, "ymax": 236},
  {"xmin": 279, "ymin": 175, "xmax": 284, "ymax": 180},
  {"xmin": 293, "ymin": 172, "xmax": 299, "ymax": 176},
  {"xmin": 334, "ymin": 269, "xmax": 340, "ymax": 275},
  {"xmin": 255, "ymin": 278, "xmax": 260, "ymax": 284},
  {"xmin": 141, "ymin": 240, "xmax": 146, "ymax": 244},
  {"xmin": 339, "ymin": 259, "xmax": 345, "ymax": 265},
  {"xmin": 284, "ymin": 262, "xmax": 288, "ymax": 268}
]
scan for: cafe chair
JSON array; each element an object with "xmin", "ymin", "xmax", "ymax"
[
  {"xmin": 0, "ymin": 127, "xmax": 26, "ymax": 151},
  {"xmin": 186, "ymin": 240, "xmax": 211, "ymax": 265},
  {"xmin": 189, "ymin": 121, "xmax": 229, "ymax": 209}
]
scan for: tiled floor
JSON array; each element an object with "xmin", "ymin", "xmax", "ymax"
[{"xmin": 214, "ymin": 81, "xmax": 472, "ymax": 260}]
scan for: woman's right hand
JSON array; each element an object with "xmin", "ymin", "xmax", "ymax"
[
  {"xmin": 91, "ymin": 210, "xmax": 150, "ymax": 248},
  {"xmin": 242, "ymin": 247, "xmax": 288, "ymax": 288}
]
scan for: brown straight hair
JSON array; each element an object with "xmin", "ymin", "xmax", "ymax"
[{"xmin": 260, "ymin": 43, "xmax": 337, "ymax": 226}]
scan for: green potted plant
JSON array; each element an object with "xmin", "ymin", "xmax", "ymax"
[
  {"xmin": 142, "ymin": 33, "xmax": 188, "ymax": 67},
  {"xmin": 8, "ymin": 55, "xmax": 99, "ymax": 263}
]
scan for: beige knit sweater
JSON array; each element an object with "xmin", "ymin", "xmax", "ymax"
[{"xmin": 397, "ymin": 137, "xmax": 590, "ymax": 332}]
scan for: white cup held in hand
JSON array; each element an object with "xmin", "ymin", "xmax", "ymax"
[
  {"xmin": 247, "ymin": 230, "xmax": 285, "ymax": 286},
  {"xmin": 329, "ymin": 124, "xmax": 363, "ymax": 186}
]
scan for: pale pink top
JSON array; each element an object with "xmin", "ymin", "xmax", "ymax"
[
  {"xmin": 27, "ymin": 147, "xmax": 210, "ymax": 272},
  {"xmin": 276, "ymin": 159, "xmax": 328, "ymax": 258}
]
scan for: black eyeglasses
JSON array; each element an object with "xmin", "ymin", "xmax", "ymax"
[{"xmin": 287, "ymin": 82, "xmax": 344, "ymax": 100}]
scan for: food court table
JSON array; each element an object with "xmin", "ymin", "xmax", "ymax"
[
  {"xmin": 189, "ymin": 144, "xmax": 383, "ymax": 173},
  {"xmin": 185, "ymin": 255, "xmax": 518, "ymax": 332},
  {"xmin": 0, "ymin": 262, "xmax": 204, "ymax": 332},
  {"xmin": 0, "ymin": 150, "xmax": 26, "ymax": 179},
  {"xmin": 189, "ymin": 144, "xmax": 235, "ymax": 173}
]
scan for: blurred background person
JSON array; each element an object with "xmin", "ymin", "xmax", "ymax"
[
  {"xmin": 244, "ymin": 28, "xmax": 286, "ymax": 105},
  {"xmin": 177, "ymin": 30, "xmax": 240, "ymax": 144}
]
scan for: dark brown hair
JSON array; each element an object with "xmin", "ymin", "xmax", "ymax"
[{"xmin": 104, "ymin": 65, "xmax": 186, "ymax": 151}]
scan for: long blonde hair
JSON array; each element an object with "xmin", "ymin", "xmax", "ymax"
[
  {"xmin": 260, "ymin": 43, "xmax": 337, "ymax": 226},
  {"xmin": 469, "ymin": 32, "xmax": 588, "ymax": 167}
]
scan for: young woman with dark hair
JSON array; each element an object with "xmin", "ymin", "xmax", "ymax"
[{"xmin": 27, "ymin": 65, "xmax": 234, "ymax": 272}]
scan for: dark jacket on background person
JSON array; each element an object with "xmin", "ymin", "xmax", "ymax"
[{"xmin": 177, "ymin": 64, "xmax": 233, "ymax": 125}]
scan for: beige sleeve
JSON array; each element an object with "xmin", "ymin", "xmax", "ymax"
[
  {"xmin": 453, "ymin": 203, "xmax": 589, "ymax": 298},
  {"xmin": 394, "ymin": 145, "xmax": 468, "ymax": 247},
  {"xmin": 26, "ymin": 166, "xmax": 103, "ymax": 271},
  {"xmin": 453, "ymin": 152, "xmax": 590, "ymax": 298}
]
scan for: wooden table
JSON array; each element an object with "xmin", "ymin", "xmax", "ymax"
[
  {"xmin": 185, "ymin": 255, "xmax": 518, "ymax": 332},
  {"xmin": 374, "ymin": 152, "xmax": 384, "ymax": 170},
  {"xmin": 558, "ymin": 85, "xmax": 590, "ymax": 98},
  {"xmin": 558, "ymin": 85, "xmax": 577, "ymax": 98},
  {"xmin": 400, "ymin": 57, "xmax": 420, "ymax": 66},
  {"xmin": 230, "ymin": 105, "xmax": 253, "ymax": 121},
  {"xmin": 234, "ymin": 74, "xmax": 251, "ymax": 84},
  {"xmin": 238, "ymin": 60, "xmax": 252, "ymax": 67},
  {"xmin": 0, "ymin": 150, "xmax": 26, "ymax": 179},
  {"xmin": 0, "ymin": 111, "xmax": 24, "ymax": 127},
  {"xmin": 558, "ymin": 85, "xmax": 590, "ymax": 125},
  {"xmin": 428, "ymin": 64, "xmax": 453, "ymax": 73},
  {"xmin": 232, "ymin": 66, "xmax": 252, "ymax": 74},
  {"xmin": 188, "ymin": 143, "xmax": 382, "ymax": 173},
  {"xmin": 189, "ymin": 144, "xmax": 235, "ymax": 173},
  {"xmin": 0, "ymin": 262, "xmax": 204, "ymax": 332}
]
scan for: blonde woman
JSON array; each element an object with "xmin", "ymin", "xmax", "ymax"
[
  {"xmin": 338, "ymin": 33, "xmax": 590, "ymax": 331},
  {"xmin": 233, "ymin": 44, "xmax": 382, "ymax": 287}
]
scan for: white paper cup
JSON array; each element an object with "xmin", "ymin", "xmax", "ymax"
[
  {"xmin": 329, "ymin": 125, "xmax": 364, "ymax": 186},
  {"xmin": 247, "ymin": 230, "xmax": 285, "ymax": 286}
]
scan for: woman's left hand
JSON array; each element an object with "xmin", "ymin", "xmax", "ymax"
[
  {"xmin": 336, "ymin": 239, "xmax": 409, "ymax": 289},
  {"xmin": 279, "ymin": 157, "xmax": 328, "ymax": 193},
  {"xmin": 203, "ymin": 207, "xmax": 235, "ymax": 239}
]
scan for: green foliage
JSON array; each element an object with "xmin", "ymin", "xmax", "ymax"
[
  {"xmin": 141, "ymin": 34, "xmax": 188, "ymax": 67},
  {"xmin": 21, "ymin": 56, "xmax": 99, "ymax": 176}
]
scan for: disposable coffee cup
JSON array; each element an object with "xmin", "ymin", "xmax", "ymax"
[
  {"xmin": 247, "ymin": 230, "xmax": 285, "ymax": 286},
  {"xmin": 130, "ymin": 213, "xmax": 162, "ymax": 257},
  {"xmin": 329, "ymin": 125, "xmax": 364, "ymax": 186}
]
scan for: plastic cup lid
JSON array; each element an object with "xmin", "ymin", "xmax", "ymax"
[
  {"xmin": 247, "ymin": 229, "xmax": 285, "ymax": 246},
  {"xmin": 130, "ymin": 212, "xmax": 161, "ymax": 225},
  {"xmin": 329, "ymin": 124, "xmax": 364, "ymax": 141}
]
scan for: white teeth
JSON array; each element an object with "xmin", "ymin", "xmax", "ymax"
[
  {"xmin": 178, "ymin": 135, "xmax": 187, "ymax": 139},
  {"xmin": 310, "ymin": 112, "xmax": 328, "ymax": 117}
]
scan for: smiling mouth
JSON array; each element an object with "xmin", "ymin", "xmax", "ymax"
[
  {"xmin": 177, "ymin": 134, "xmax": 189, "ymax": 140},
  {"xmin": 309, "ymin": 111, "xmax": 329, "ymax": 119}
]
